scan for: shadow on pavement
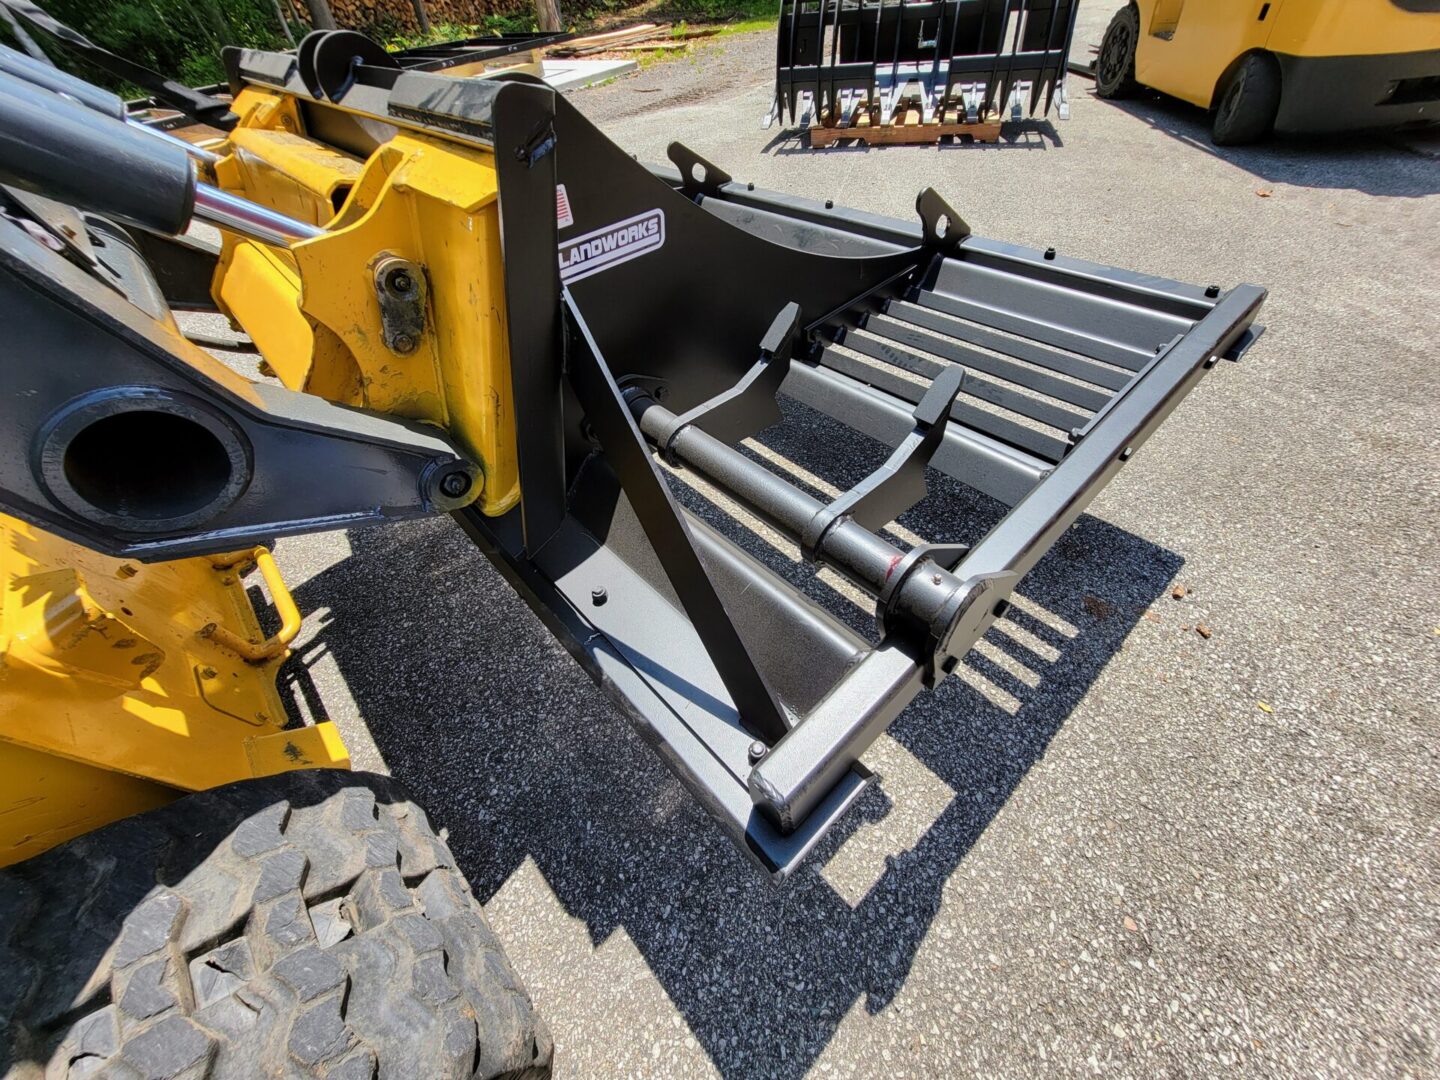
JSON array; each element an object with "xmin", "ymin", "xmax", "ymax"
[
  {"xmin": 1083, "ymin": 86, "xmax": 1440, "ymax": 198},
  {"xmin": 286, "ymin": 404, "xmax": 1182, "ymax": 1079}
]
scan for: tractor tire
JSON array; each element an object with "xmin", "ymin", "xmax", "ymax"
[
  {"xmin": 1211, "ymin": 53, "xmax": 1282, "ymax": 146},
  {"xmin": 0, "ymin": 770, "xmax": 552, "ymax": 1080},
  {"xmin": 1095, "ymin": 4, "xmax": 1141, "ymax": 99}
]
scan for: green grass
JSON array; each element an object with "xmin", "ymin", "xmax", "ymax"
[
  {"xmin": 574, "ymin": 0, "xmax": 776, "ymax": 31},
  {"xmin": 383, "ymin": 15, "xmax": 541, "ymax": 52},
  {"xmin": 711, "ymin": 14, "xmax": 777, "ymax": 34}
]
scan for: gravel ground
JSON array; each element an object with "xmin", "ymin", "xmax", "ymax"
[{"xmin": 230, "ymin": 5, "xmax": 1440, "ymax": 1076}]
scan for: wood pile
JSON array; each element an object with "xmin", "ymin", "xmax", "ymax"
[{"xmin": 545, "ymin": 23, "xmax": 717, "ymax": 59}]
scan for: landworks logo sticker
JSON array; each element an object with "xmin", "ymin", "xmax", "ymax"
[{"xmin": 558, "ymin": 209, "xmax": 665, "ymax": 284}]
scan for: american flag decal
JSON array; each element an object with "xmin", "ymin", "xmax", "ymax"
[{"xmin": 555, "ymin": 184, "xmax": 574, "ymax": 230}]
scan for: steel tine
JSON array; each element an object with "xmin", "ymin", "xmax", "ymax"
[
  {"xmin": 1048, "ymin": 0, "xmax": 1080, "ymax": 116},
  {"xmin": 1029, "ymin": 0, "xmax": 1059, "ymax": 114},
  {"xmin": 984, "ymin": 0, "xmax": 1011, "ymax": 119},
  {"xmin": 870, "ymin": 0, "xmax": 884, "ymax": 116},
  {"xmin": 890, "ymin": 0, "xmax": 907, "ymax": 117},
  {"xmin": 998, "ymin": 0, "xmax": 1025, "ymax": 122},
  {"xmin": 942, "ymin": 0, "xmax": 963, "ymax": 113},
  {"xmin": 926, "ymin": 0, "xmax": 947, "ymax": 95},
  {"xmin": 785, "ymin": 0, "xmax": 801, "ymax": 122},
  {"xmin": 826, "ymin": 0, "xmax": 844, "ymax": 123},
  {"xmin": 816, "ymin": 0, "xmax": 831, "ymax": 124}
]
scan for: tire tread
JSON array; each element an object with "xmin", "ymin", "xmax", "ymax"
[{"xmin": 0, "ymin": 770, "xmax": 551, "ymax": 1080}]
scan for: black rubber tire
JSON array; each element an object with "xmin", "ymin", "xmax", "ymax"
[
  {"xmin": 0, "ymin": 770, "xmax": 552, "ymax": 1080},
  {"xmin": 1095, "ymin": 4, "xmax": 1141, "ymax": 99},
  {"xmin": 1211, "ymin": 53, "xmax": 1282, "ymax": 146}
]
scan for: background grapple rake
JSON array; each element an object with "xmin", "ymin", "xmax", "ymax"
[{"xmin": 771, "ymin": 0, "xmax": 1081, "ymax": 128}]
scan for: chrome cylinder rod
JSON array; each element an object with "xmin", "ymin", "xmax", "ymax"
[
  {"xmin": 127, "ymin": 117, "xmax": 222, "ymax": 166},
  {"xmin": 192, "ymin": 182, "xmax": 324, "ymax": 246}
]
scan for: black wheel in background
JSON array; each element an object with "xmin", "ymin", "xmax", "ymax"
[
  {"xmin": 1211, "ymin": 52, "xmax": 1283, "ymax": 145},
  {"xmin": 1096, "ymin": 5, "xmax": 1141, "ymax": 99}
]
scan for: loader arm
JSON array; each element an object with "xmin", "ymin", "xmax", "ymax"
[{"xmin": 0, "ymin": 34, "xmax": 1266, "ymax": 877}]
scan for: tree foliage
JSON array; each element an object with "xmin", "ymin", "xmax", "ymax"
[{"xmin": 5, "ymin": 0, "xmax": 295, "ymax": 89}]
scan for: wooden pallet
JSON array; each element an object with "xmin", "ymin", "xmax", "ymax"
[{"xmin": 809, "ymin": 105, "xmax": 1002, "ymax": 148}]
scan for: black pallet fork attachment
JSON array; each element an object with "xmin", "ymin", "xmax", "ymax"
[
  {"xmin": 208, "ymin": 45, "xmax": 1266, "ymax": 875},
  {"xmin": 770, "ymin": 0, "xmax": 1081, "ymax": 129}
]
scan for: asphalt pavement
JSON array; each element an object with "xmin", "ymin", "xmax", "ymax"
[{"xmin": 248, "ymin": 5, "xmax": 1440, "ymax": 1076}]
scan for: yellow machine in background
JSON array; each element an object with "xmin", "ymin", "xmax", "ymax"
[{"xmin": 1095, "ymin": 0, "xmax": 1440, "ymax": 144}]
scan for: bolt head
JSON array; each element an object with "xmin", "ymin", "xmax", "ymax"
[
  {"xmin": 392, "ymin": 333, "xmax": 415, "ymax": 353},
  {"xmin": 439, "ymin": 471, "xmax": 472, "ymax": 498},
  {"xmin": 591, "ymin": 586, "xmax": 608, "ymax": 606},
  {"xmin": 747, "ymin": 740, "xmax": 767, "ymax": 763},
  {"xmin": 386, "ymin": 268, "xmax": 413, "ymax": 294}
]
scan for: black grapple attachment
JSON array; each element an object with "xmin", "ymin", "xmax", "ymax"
[
  {"xmin": 771, "ymin": 0, "xmax": 1082, "ymax": 128},
  {"xmin": 357, "ymin": 69, "xmax": 1259, "ymax": 875},
  {"xmin": 209, "ymin": 48, "xmax": 1262, "ymax": 875},
  {"xmin": 0, "ymin": 33, "xmax": 1265, "ymax": 877}
]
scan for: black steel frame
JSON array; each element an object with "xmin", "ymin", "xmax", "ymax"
[
  {"xmin": 773, "ymin": 0, "xmax": 1081, "ymax": 127},
  {"xmin": 213, "ymin": 46, "xmax": 1265, "ymax": 875}
]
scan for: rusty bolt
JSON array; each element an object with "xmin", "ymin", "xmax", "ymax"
[
  {"xmin": 199, "ymin": 666, "xmax": 218, "ymax": 680},
  {"xmin": 392, "ymin": 333, "xmax": 416, "ymax": 353}
]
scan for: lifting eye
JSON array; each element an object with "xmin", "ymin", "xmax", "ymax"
[
  {"xmin": 63, "ymin": 411, "xmax": 233, "ymax": 523},
  {"xmin": 34, "ymin": 388, "xmax": 252, "ymax": 533}
]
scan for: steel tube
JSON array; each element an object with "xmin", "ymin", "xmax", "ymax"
[
  {"xmin": 0, "ymin": 71, "xmax": 196, "ymax": 235},
  {"xmin": 129, "ymin": 118, "xmax": 222, "ymax": 166},
  {"xmin": 631, "ymin": 396, "xmax": 968, "ymax": 622},
  {"xmin": 192, "ymin": 183, "xmax": 324, "ymax": 246},
  {"xmin": 0, "ymin": 42, "xmax": 125, "ymax": 119},
  {"xmin": 635, "ymin": 396, "xmax": 899, "ymax": 591}
]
